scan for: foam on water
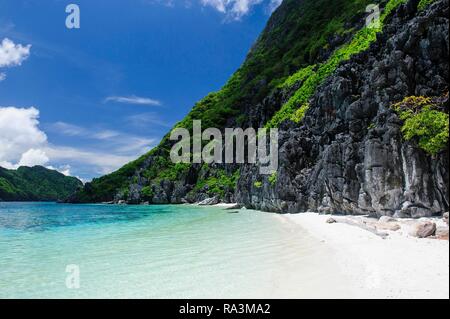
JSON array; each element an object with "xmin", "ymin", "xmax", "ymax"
[{"xmin": 0, "ymin": 202, "xmax": 354, "ymax": 298}]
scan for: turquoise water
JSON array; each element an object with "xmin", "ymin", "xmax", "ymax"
[{"xmin": 0, "ymin": 202, "xmax": 350, "ymax": 298}]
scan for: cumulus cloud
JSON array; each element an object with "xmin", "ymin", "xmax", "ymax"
[
  {"xmin": 0, "ymin": 38, "xmax": 31, "ymax": 67},
  {"xmin": 104, "ymin": 95, "xmax": 162, "ymax": 106},
  {"xmin": 0, "ymin": 107, "xmax": 48, "ymax": 168},
  {"xmin": 18, "ymin": 148, "xmax": 49, "ymax": 167},
  {"xmin": 0, "ymin": 38, "xmax": 31, "ymax": 82},
  {"xmin": 0, "ymin": 106, "xmax": 156, "ymax": 178}
]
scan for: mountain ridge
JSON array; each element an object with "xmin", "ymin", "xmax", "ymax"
[{"xmin": 0, "ymin": 165, "xmax": 83, "ymax": 202}]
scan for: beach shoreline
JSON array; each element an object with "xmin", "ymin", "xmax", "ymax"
[{"xmin": 279, "ymin": 213, "xmax": 449, "ymax": 299}]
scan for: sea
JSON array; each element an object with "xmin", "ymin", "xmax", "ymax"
[{"xmin": 0, "ymin": 202, "xmax": 352, "ymax": 298}]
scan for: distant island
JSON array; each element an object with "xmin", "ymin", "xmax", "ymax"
[{"xmin": 0, "ymin": 166, "xmax": 83, "ymax": 202}]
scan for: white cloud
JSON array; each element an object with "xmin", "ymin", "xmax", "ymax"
[
  {"xmin": 48, "ymin": 121, "xmax": 157, "ymax": 154},
  {"xmin": 46, "ymin": 164, "xmax": 72, "ymax": 177},
  {"xmin": 230, "ymin": 0, "xmax": 263, "ymax": 18},
  {"xmin": 104, "ymin": 95, "xmax": 162, "ymax": 106},
  {"xmin": 126, "ymin": 112, "xmax": 172, "ymax": 128},
  {"xmin": 49, "ymin": 122, "xmax": 121, "ymax": 140},
  {"xmin": 0, "ymin": 38, "xmax": 31, "ymax": 67},
  {"xmin": 92, "ymin": 130, "xmax": 120, "ymax": 140},
  {"xmin": 46, "ymin": 120, "xmax": 157, "ymax": 176},
  {"xmin": 59, "ymin": 165, "xmax": 72, "ymax": 177},
  {"xmin": 0, "ymin": 107, "xmax": 48, "ymax": 167},
  {"xmin": 0, "ymin": 38, "xmax": 31, "ymax": 82},
  {"xmin": 50, "ymin": 121, "xmax": 86, "ymax": 136},
  {"xmin": 44, "ymin": 145, "xmax": 138, "ymax": 175},
  {"xmin": 201, "ymin": 0, "xmax": 227, "ymax": 13},
  {"xmin": 144, "ymin": 0, "xmax": 281, "ymax": 20},
  {"xmin": 200, "ymin": 0, "xmax": 283, "ymax": 19},
  {"xmin": 18, "ymin": 148, "xmax": 49, "ymax": 167},
  {"xmin": 0, "ymin": 106, "xmax": 156, "ymax": 179}
]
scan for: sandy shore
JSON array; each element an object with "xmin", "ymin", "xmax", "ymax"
[{"xmin": 281, "ymin": 213, "xmax": 449, "ymax": 299}]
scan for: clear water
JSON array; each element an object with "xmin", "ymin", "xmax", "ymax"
[{"xmin": 0, "ymin": 202, "xmax": 352, "ymax": 298}]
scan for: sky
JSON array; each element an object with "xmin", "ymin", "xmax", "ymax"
[{"xmin": 0, "ymin": 0, "xmax": 282, "ymax": 181}]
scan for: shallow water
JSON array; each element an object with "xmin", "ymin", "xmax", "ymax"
[{"xmin": 0, "ymin": 202, "xmax": 353, "ymax": 298}]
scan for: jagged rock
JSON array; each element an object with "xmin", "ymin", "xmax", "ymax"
[
  {"xmin": 237, "ymin": 0, "xmax": 449, "ymax": 217},
  {"xmin": 410, "ymin": 221, "xmax": 437, "ymax": 238},
  {"xmin": 198, "ymin": 196, "xmax": 220, "ymax": 206},
  {"xmin": 69, "ymin": 0, "xmax": 449, "ymax": 216},
  {"xmin": 127, "ymin": 184, "xmax": 143, "ymax": 204},
  {"xmin": 326, "ymin": 217, "xmax": 337, "ymax": 224}
]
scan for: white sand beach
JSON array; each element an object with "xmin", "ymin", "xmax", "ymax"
[{"xmin": 281, "ymin": 213, "xmax": 449, "ymax": 299}]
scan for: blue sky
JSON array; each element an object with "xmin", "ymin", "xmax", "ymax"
[{"xmin": 0, "ymin": 0, "xmax": 281, "ymax": 181}]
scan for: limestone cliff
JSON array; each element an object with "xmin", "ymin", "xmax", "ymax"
[{"xmin": 68, "ymin": 0, "xmax": 449, "ymax": 218}]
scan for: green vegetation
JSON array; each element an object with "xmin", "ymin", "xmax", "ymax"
[
  {"xmin": 269, "ymin": 172, "xmax": 278, "ymax": 186},
  {"xmin": 72, "ymin": 151, "xmax": 152, "ymax": 202},
  {"xmin": 0, "ymin": 166, "xmax": 82, "ymax": 201},
  {"xmin": 174, "ymin": 0, "xmax": 376, "ymax": 133},
  {"xmin": 392, "ymin": 95, "xmax": 449, "ymax": 155},
  {"xmin": 140, "ymin": 186, "xmax": 154, "ymax": 201},
  {"xmin": 418, "ymin": 0, "xmax": 436, "ymax": 11},
  {"xmin": 266, "ymin": 0, "xmax": 407, "ymax": 128},
  {"xmin": 72, "ymin": 0, "xmax": 406, "ymax": 203},
  {"xmin": 156, "ymin": 163, "xmax": 192, "ymax": 182},
  {"xmin": 254, "ymin": 181, "xmax": 263, "ymax": 189},
  {"xmin": 279, "ymin": 65, "xmax": 317, "ymax": 89},
  {"xmin": 191, "ymin": 169, "xmax": 240, "ymax": 197},
  {"xmin": 291, "ymin": 103, "xmax": 310, "ymax": 123}
]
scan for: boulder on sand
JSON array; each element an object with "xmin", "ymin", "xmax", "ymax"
[
  {"xmin": 436, "ymin": 227, "xmax": 449, "ymax": 240},
  {"xmin": 410, "ymin": 222, "xmax": 437, "ymax": 238},
  {"xmin": 198, "ymin": 196, "xmax": 220, "ymax": 206},
  {"xmin": 376, "ymin": 222, "xmax": 401, "ymax": 231}
]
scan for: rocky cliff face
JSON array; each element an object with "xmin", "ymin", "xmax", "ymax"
[
  {"xmin": 69, "ymin": 0, "xmax": 449, "ymax": 218},
  {"xmin": 237, "ymin": 0, "xmax": 449, "ymax": 217}
]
